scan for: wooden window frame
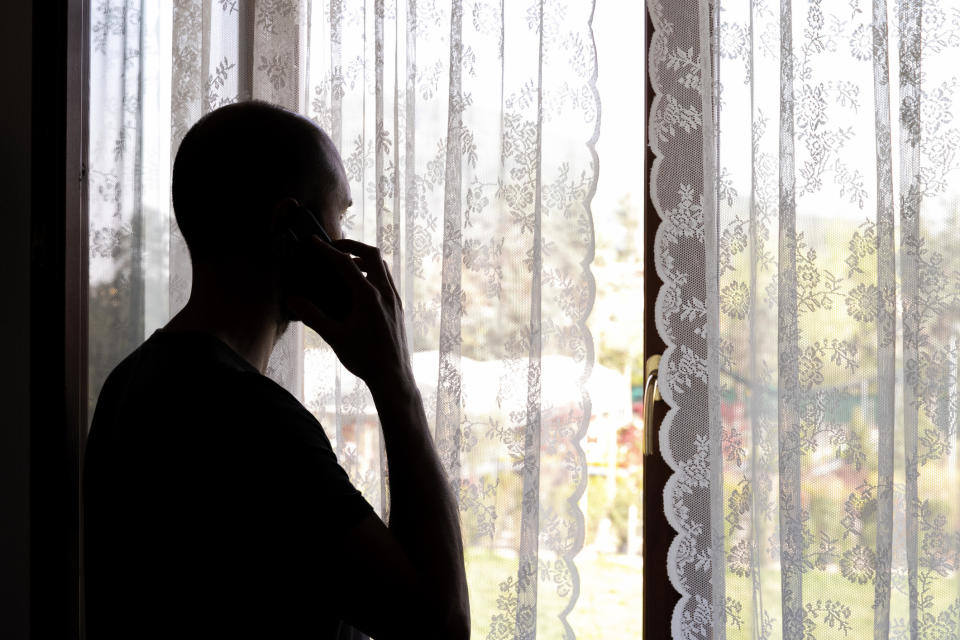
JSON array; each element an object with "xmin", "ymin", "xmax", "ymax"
[{"xmin": 643, "ymin": 5, "xmax": 678, "ymax": 638}]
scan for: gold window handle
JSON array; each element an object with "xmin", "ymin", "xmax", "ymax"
[{"xmin": 643, "ymin": 354, "xmax": 662, "ymax": 456}]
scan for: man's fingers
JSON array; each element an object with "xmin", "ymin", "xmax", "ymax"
[
  {"xmin": 308, "ymin": 236, "xmax": 374, "ymax": 292},
  {"xmin": 331, "ymin": 239, "xmax": 388, "ymax": 280},
  {"xmin": 332, "ymin": 239, "xmax": 397, "ymax": 302},
  {"xmin": 383, "ymin": 259, "xmax": 402, "ymax": 309},
  {"xmin": 331, "ymin": 238, "xmax": 380, "ymax": 259},
  {"xmin": 349, "ymin": 255, "xmax": 386, "ymax": 285}
]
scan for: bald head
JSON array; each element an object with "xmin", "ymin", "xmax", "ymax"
[{"xmin": 172, "ymin": 101, "xmax": 345, "ymax": 264}]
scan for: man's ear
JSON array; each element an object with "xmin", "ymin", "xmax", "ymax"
[{"xmin": 269, "ymin": 197, "xmax": 302, "ymax": 236}]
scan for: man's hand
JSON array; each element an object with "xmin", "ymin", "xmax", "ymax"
[
  {"xmin": 285, "ymin": 237, "xmax": 412, "ymax": 392},
  {"xmin": 285, "ymin": 236, "xmax": 470, "ymax": 640}
]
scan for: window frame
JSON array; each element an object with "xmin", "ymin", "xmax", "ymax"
[
  {"xmin": 642, "ymin": 5, "xmax": 679, "ymax": 637},
  {"xmin": 51, "ymin": 3, "xmax": 663, "ymax": 637}
]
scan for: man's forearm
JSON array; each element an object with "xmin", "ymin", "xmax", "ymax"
[{"xmin": 370, "ymin": 375, "xmax": 470, "ymax": 633}]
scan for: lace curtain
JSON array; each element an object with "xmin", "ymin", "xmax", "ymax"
[
  {"xmin": 651, "ymin": 0, "xmax": 960, "ymax": 638},
  {"xmin": 88, "ymin": 1, "xmax": 598, "ymax": 638}
]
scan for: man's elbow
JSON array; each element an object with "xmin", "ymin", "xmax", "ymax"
[
  {"xmin": 419, "ymin": 594, "xmax": 469, "ymax": 640},
  {"xmin": 443, "ymin": 605, "xmax": 470, "ymax": 640}
]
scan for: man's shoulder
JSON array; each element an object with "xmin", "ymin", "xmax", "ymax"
[
  {"xmin": 94, "ymin": 331, "xmax": 326, "ymax": 442},
  {"xmin": 232, "ymin": 368, "xmax": 316, "ymax": 423},
  {"xmin": 217, "ymin": 363, "xmax": 335, "ymax": 455}
]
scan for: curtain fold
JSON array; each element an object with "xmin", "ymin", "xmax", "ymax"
[
  {"xmin": 651, "ymin": 0, "xmax": 960, "ymax": 638},
  {"xmin": 88, "ymin": 1, "xmax": 598, "ymax": 637}
]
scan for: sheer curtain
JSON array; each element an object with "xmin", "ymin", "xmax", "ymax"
[
  {"xmin": 88, "ymin": 0, "xmax": 597, "ymax": 637},
  {"xmin": 651, "ymin": 0, "xmax": 960, "ymax": 638}
]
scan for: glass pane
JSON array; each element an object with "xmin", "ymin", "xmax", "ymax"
[
  {"xmin": 86, "ymin": 2, "xmax": 642, "ymax": 637},
  {"xmin": 569, "ymin": 3, "xmax": 645, "ymax": 637},
  {"xmin": 88, "ymin": 2, "xmax": 173, "ymax": 421}
]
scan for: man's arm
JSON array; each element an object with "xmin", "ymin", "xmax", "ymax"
[
  {"xmin": 285, "ymin": 237, "xmax": 469, "ymax": 639},
  {"xmin": 369, "ymin": 374, "xmax": 470, "ymax": 635}
]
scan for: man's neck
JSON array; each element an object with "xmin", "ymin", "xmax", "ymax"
[{"xmin": 162, "ymin": 273, "xmax": 284, "ymax": 374}]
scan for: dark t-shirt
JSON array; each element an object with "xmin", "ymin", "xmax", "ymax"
[{"xmin": 83, "ymin": 330, "xmax": 374, "ymax": 638}]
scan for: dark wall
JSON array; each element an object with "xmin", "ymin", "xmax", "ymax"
[
  {"xmin": 0, "ymin": 2, "xmax": 86, "ymax": 638},
  {"xmin": 0, "ymin": 0, "xmax": 34, "ymax": 636}
]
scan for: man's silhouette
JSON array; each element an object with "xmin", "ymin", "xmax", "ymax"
[{"xmin": 83, "ymin": 102, "xmax": 469, "ymax": 639}]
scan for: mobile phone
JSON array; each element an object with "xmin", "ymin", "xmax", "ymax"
[
  {"xmin": 285, "ymin": 204, "xmax": 334, "ymax": 246},
  {"xmin": 277, "ymin": 205, "xmax": 352, "ymax": 321}
]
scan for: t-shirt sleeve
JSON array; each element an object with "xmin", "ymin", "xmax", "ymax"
[{"xmin": 238, "ymin": 372, "xmax": 376, "ymax": 540}]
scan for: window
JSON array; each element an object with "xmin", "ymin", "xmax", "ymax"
[{"xmin": 86, "ymin": 2, "xmax": 644, "ymax": 637}]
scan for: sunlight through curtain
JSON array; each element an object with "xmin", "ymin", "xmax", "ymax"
[
  {"xmin": 650, "ymin": 0, "xmax": 960, "ymax": 637},
  {"xmin": 88, "ymin": 1, "xmax": 598, "ymax": 637}
]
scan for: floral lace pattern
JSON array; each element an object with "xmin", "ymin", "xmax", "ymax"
[
  {"xmin": 651, "ymin": 0, "xmax": 960, "ymax": 638},
  {"xmin": 89, "ymin": 1, "xmax": 598, "ymax": 638}
]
